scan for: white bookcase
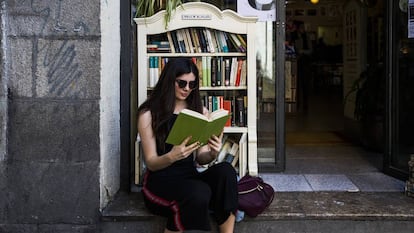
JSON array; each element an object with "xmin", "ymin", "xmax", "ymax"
[{"xmin": 134, "ymin": 2, "xmax": 258, "ymax": 184}]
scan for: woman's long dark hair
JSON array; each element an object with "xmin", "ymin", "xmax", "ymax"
[{"xmin": 137, "ymin": 57, "xmax": 203, "ymax": 148}]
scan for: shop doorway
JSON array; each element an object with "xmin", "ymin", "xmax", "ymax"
[{"xmin": 258, "ymin": 0, "xmax": 389, "ymax": 178}]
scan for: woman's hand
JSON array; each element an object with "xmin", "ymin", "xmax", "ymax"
[
  {"xmin": 169, "ymin": 136, "xmax": 200, "ymax": 162},
  {"xmin": 207, "ymin": 132, "xmax": 223, "ymax": 159}
]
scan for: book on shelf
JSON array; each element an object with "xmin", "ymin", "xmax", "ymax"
[
  {"xmin": 147, "ymin": 41, "xmax": 171, "ymax": 53},
  {"xmin": 228, "ymin": 33, "xmax": 245, "ymax": 52},
  {"xmin": 176, "ymin": 30, "xmax": 187, "ymax": 53},
  {"xmin": 240, "ymin": 59, "xmax": 247, "ymax": 86},
  {"xmin": 209, "ymin": 57, "xmax": 223, "ymax": 87},
  {"xmin": 196, "ymin": 28, "xmax": 207, "ymax": 52},
  {"xmin": 223, "ymin": 32, "xmax": 236, "ymax": 52},
  {"xmin": 149, "ymin": 29, "xmax": 246, "ymax": 54},
  {"xmin": 170, "ymin": 31, "xmax": 181, "ymax": 53},
  {"xmin": 236, "ymin": 34, "xmax": 247, "ymax": 50},
  {"xmin": 222, "ymin": 100, "xmax": 232, "ymax": 127},
  {"xmin": 206, "ymin": 56, "xmax": 211, "ymax": 86},
  {"xmin": 184, "ymin": 29, "xmax": 195, "ymax": 53},
  {"xmin": 148, "ymin": 56, "xmax": 159, "ymax": 87},
  {"xmin": 165, "ymin": 108, "xmax": 230, "ymax": 146},
  {"xmin": 202, "ymin": 95, "xmax": 224, "ymax": 113},
  {"xmin": 166, "ymin": 32, "xmax": 176, "ymax": 53},
  {"xmin": 229, "ymin": 57, "xmax": 238, "ymax": 86},
  {"xmin": 235, "ymin": 96, "xmax": 245, "ymax": 127},
  {"xmin": 205, "ymin": 29, "xmax": 215, "ymax": 53},
  {"xmin": 234, "ymin": 58, "xmax": 244, "ymax": 86},
  {"xmin": 216, "ymin": 136, "xmax": 232, "ymax": 163},
  {"xmin": 223, "ymin": 58, "xmax": 231, "ymax": 86},
  {"xmin": 215, "ymin": 135, "xmax": 242, "ymax": 168},
  {"xmin": 211, "ymin": 57, "xmax": 218, "ymax": 87},
  {"xmin": 190, "ymin": 28, "xmax": 201, "ymax": 53},
  {"xmin": 201, "ymin": 56, "xmax": 208, "ymax": 87},
  {"xmin": 223, "ymin": 142, "xmax": 239, "ymax": 167},
  {"xmin": 214, "ymin": 30, "xmax": 223, "ymax": 53}
]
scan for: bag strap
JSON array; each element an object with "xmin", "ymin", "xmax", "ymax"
[{"xmin": 238, "ymin": 183, "xmax": 264, "ymax": 195}]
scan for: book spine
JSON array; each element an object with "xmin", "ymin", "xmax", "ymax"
[
  {"xmin": 202, "ymin": 29, "xmax": 210, "ymax": 53},
  {"xmin": 236, "ymin": 97, "xmax": 245, "ymax": 127},
  {"xmin": 224, "ymin": 58, "xmax": 231, "ymax": 86},
  {"xmin": 206, "ymin": 56, "xmax": 211, "ymax": 87},
  {"xmin": 229, "ymin": 33, "xmax": 246, "ymax": 53},
  {"xmin": 214, "ymin": 30, "xmax": 223, "ymax": 53},
  {"xmin": 229, "ymin": 57, "xmax": 237, "ymax": 86},
  {"xmin": 211, "ymin": 57, "xmax": 217, "ymax": 87},
  {"xmin": 166, "ymin": 31, "xmax": 176, "ymax": 53},
  {"xmin": 154, "ymin": 57, "xmax": 159, "ymax": 86},
  {"xmin": 197, "ymin": 28, "xmax": 207, "ymax": 53},
  {"xmin": 240, "ymin": 59, "xmax": 247, "ymax": 86},
  {"xmin": 190, "ymin": 28, "xmax": 201, "ymax": 53},
  {"xmin": 148, "ymin": 57, "xmax": 155, "ymax": 87},
  {"xmin": 202, "ymin": 56, "xmax": 208, "ymax": 87},
  {"xmin": 205, "ymin": 29, "xmax": 215, "ymax": 53},
  {"xmin": 185, "ymin": 28, "xmax": 195, "ymax": 53},
  {"xmin": 176, "ymin": 30, "xmax": 187, "ymax": 53},
  {"xmin": 223, "ymin": 100, "xmax": 232, "ymax": 127},
  {"xmin": 234, "ymin": 58, "xmax": 243, "ymax": 86},
  {"xmin": 231, "ymin": 96, "xmax": 236, "ymax": 126},
  {"xmin": 216, "ymin": 57, "xmax": 222, "ymax": 86},
  {"xmin": 208, "ymin": 96, "xmax": 213, "ymax": 112},
  {"xmin": 171, "ymin": 31, "xmax": 181, "ymax": 53},
  {"xmin": 224, "ymin": 32, "xmax": 235, "ymax": 52}
]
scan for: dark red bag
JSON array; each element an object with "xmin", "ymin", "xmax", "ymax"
[{"xmin": 237, "ymin": 175, "xmax": 275, "ymax": 217}]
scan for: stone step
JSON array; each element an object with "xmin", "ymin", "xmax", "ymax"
[{"xmin": 101, "ymin": 191, "xmax": 414, "ymax": 233}]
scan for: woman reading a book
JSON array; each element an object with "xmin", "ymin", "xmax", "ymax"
[{"xmin": 137, "ymin": 57, "xmax": 238, "ymax": 233}]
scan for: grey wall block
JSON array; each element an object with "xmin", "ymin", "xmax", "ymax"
[
  {"xmin": 8, "ymin": 37, "xmax": 100, "ymax": 99},
  {"xmin": 5, "ymin": 160, "xmax": 100, "ymax": 224},
  {"xmin": 8, "ymin": 100, "xmax": 99, "ymax": 162},
  {"xmin": 7, "ymin": 0, "xmax": 100, "ymax": 37}
]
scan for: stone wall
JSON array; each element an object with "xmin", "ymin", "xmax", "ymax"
[{"xmin": 0, "ymin": 0, "xmax": 112, "ymax": 232}]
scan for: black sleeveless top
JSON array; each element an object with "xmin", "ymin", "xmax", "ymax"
[{"xmin": 147, "ymin": 114, "xmax": 198, "ymax": 182}]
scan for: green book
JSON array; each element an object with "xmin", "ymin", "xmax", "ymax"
[{"xmin": 166, "ymin": 109, "xmax": 230, "ymax": 146}]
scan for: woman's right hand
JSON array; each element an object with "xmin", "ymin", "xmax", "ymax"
[{"xmin": 169, "ymin": 136, "xmax": 200, "ymax": 162}]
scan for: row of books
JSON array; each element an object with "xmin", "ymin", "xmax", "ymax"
[
  {"xmin": 147, "ymin": 56, "xmax": 247, "ymax": 88},
  {"xmin": 214, "ymin": 133, "xmax": 247, "ymax": 169},
  {"xmin": 198, "ymin": 56, "xmax": 247, "ymax": 88},
  {"xmin": 202, "ymin": 95, "xmax": 247, "ymax": 127},
  {"xmin": 147, "ymin": 28, "xmax": 247, "ymax": 54}
]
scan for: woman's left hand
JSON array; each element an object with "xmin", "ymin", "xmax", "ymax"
[{"xmin": 207, "ymin": 132, "xmax": 223, "ymax": 158}]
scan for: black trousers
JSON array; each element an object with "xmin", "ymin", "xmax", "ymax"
[{"xmin": 142, "ymin": 162, "xmax": 238, "ymax": 231}]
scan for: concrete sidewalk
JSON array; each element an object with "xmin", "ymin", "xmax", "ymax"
[{"xmin": 102, "ymin": 191, "xmax": 414, "ymax": 233}]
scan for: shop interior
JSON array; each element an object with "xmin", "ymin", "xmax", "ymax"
[{"xmin": 256, "ymin": 0, "xmax": 397, "ymax": 187}]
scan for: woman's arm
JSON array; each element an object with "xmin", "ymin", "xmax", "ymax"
[{"xmin": 138, "ymin": 110, "xmax": 200, "ymax": 171}]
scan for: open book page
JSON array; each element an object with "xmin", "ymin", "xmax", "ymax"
[{"xmin": 166, "ymin": 109, "xmax": 230, "ymax": 146}]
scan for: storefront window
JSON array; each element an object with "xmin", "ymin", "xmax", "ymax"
[{"xmin": 388, "ymin": 0, "xmax": 414, "ymax": 177}]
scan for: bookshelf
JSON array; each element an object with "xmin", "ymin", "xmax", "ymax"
[{"xmin": 134, "ymin": 2, "xmax": 258, "ymax": 184}]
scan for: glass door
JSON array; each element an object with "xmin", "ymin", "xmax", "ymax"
[
  {"xmin": 208, "ymin": 0, "xmax": 285, "ymax": 172},
  {"xmin": 256, "ymin": 0, "xmax": 285, "ymax": 171},
  {"xmin": 385, "ymin": 0, "xmax": 414, "ymax": 179}
]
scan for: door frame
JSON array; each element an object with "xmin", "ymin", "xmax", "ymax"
[
  {"xmin": 275, "ymin": 0, "xmax": 286, "ymax": 171},
  {"xmin": 384, "ymin": 0, "xmax": 410, "ymax": 180}
]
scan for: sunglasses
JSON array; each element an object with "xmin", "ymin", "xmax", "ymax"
[{"xmin": 176, "ymin": 79, "xmax": 197, "ymax": 89}]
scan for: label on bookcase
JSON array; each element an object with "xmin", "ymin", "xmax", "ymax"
[{"xmin": 182, "ymin": 14, "xmax": 212, "ymax": 20}]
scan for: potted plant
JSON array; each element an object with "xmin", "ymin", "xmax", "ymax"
[
  {"xmin": 135, "ymin": 0, "xmax": 183, "ymax": 28},
  {"xmin": 344, "ymin": 62, "xmax": 385, "ymax": 151}
]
